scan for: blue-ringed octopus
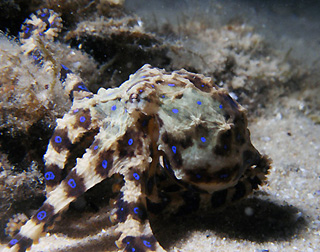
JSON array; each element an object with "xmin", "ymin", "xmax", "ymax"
[{"xmin": 4, "ymin": 9, "xmax": 271, "ymax": 252}]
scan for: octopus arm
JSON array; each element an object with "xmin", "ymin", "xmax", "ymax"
[
  {"xmin": 43, "ymin": 99, "xmax": 99, "ymax": 192},
  {"xmin": 4, "ymin": 129, "xmax": 122, "ymax": 251},
  {"xmin": 110, "ymin": 172, "xmax": 166, "ymax": 252}
]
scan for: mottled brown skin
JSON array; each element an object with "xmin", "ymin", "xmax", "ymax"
[{"xmin": 4, "ymin": 9, "xmax": 271, "ymax": 252}]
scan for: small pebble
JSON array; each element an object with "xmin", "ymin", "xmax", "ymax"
[{"xmin": 244, "ymin": 207, "xmax": 254, "ymax": 216}]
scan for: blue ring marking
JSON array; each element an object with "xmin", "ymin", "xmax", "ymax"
[
  {"xmin": 161, "ymin": 95, "xmax": 165, "ymax": 98},
  {"xmin": 141, "ymin": 75, "xmax": 146, "ymax": 78},
  {"xmin": 223, "ymin": 144, "xmax": 228, "ymax": 150},
  {"xmin": 102, "ymin": 160, "xmax": 108, "ymax": 169},
  {"xmin": 143, "ymin": 240, "xmax": 152, "ymax": 248},
  {"xmin": 168, "ymin": 83, "xmax": 175, "ymax": 87},
  {"xmin": 163, "ymin": 158, "xmax": 170, "ymax": 170},
  {"xmin": 78, "ymin": 84, "xmax": 89, "ymax": 91},
  {"xmin": 131, "ymin": 248, "xmax": 135, "ymax": 252},
  {"xmin": 93, "ymin": 145, "xmax": 98, "ymax": 150},
  {"xmin": 128, "ymin": 138, "xmax": 133, "ymax": 146},
  {"xmin": 111, "ymin": 105, "xmax": 117, "ymax": 111},
  {"xmin": 172, "ymin": 108, "xmax": 179, "ymax": 114},
  {"xmin": 41, "ymin": 13, "xmax": 46, "ymax": 17},
  {"xmin": 45, "ymin": 171, "xmax": 55, "ymax": 180},
  {"xmin": 9, "ymin": 239, "xmax": 18, "ymax": 246},
  {"xmin": 220, "ymin": 173, "xmax": 229, "ymax": 178},
  {"xmin": 79, "ymin": 116, "xmax": 86, "ymax": 123},
  {"xmin": 219, "ymin": 104, "xmax": 223, "ymax": 109},
  {"xmin": 24, "ymin": 27, "xmax": 30, "ymax": 34},
  {"xmin": 142, "ymin": 120, "xmax": 147, "ymax": 127},
  {"xmin": 197, "ymin": 101, "xmax": 202, "ymax": 105},
  {"xmin": 61, "ymin": 64, "xmax": 69, "ymax": 70},
  {"xmin": 172, "ymin": 146, "xmax": 177, "ymax": 154},
  {"xmin": 73, "ymin": 109, "xmax": 79, "ymax": 113},
  {"xmin": 67, "ymin": 179, "xmax": 76, "ymax": 188},
  {"xmin": 196, "ymin": 174, "xmax": 201, "ymax": 179},
  {"xmin": 201, "ymin": 137, "xmax": 206, "ymax": 143},
  {"xmin": 55, "ymin": 136, "xmax": 62, "ymax": 143},
  {"xmin": 139, "ymin": 89, "xmax": 143, "ymax": 93},
  {"xmin": 133, "ymin": 207, "xmax": 139, "ymax": 214},
  {"xmin": 39, "ymin": 32, "xmax": 44, "ymax": 36},
  {"xmin": 37, "ymin": 210, "xmax": 47, "ymax": 221},
  {"xmin": 133, "ymin": 172, "xmax": 140, "ymax": 180},
  {"xmin": 201, "ymin": 84, "xmax": 204, "ymax": 87},
  {"xmin": 151, "ymin": 84, "xmax": 155, "ymax": 87}
]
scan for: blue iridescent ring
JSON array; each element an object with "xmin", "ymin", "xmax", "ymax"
[
  {"xmin": 9, "ymin": 239, "xmax": 18, "ymax": 246},
  {"xmin": 44, "ymin": 171, "xmax": 55, "ymax": 180},
  {"xmin": 133, "ymin": 172, "xmax": 140, "ymax": 180},
  {"xmin": 79, "ymin": 116, "xmax": 86, "ymax": 122},
  {"xmin": 102, "ymin": 160, "xmax": 108, "ymax": 169},
  {"xmin": 55, "ymin": 136, "xmax": 62, "ymax": 143},
  {"xmin": 37, "ymin": 210, "xmax": 46, "ymax": 221},
  {"xmin": 67, "ymin": 179, "xmax": 76, "ymax": 188},
  {"xmin": 143, "ymin": 240, "xmax": 152, "ymax": 248}
]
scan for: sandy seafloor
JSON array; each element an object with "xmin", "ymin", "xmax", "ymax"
[
  {"xmin": 1, "ymin": 0, "xmax": 320, "ymax": 251},
  {"xmin": 1, "ymin": 111, "xmax": 318, "ymax": 252}
]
